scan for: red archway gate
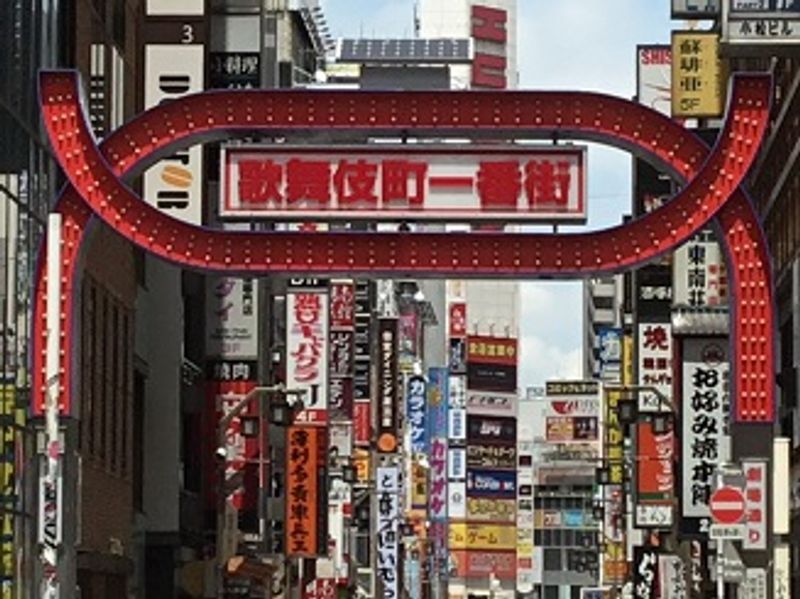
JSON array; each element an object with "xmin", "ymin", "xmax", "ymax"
[{"xmin": 35, "ymin": 71, "xmax": 773, "ymax": 422}]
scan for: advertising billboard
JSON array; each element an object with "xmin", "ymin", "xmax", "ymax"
[
  {"xmin": 681, "ymin": 337, "xmax": 730, "ymax": 530},
  {"xmin": 466, "ymin": 469, "xmax": 516, "ymax": 498},
  {"xmin": 205, "ymin": 277, "xmax": 257, "ymax": 358},
  {"xmin": 286, "ymin": 291, "xmax": 329, "ymax": 425},
  {"xmin": 465, "ymin": 391, "xmax": 517, "ymax": 415},
  {"xmin": 636, "ymin": 422, "xmax": 675, "ymax": 528},
  {"xmin": 467, "ymin": 415, "xmax": 517, "ymax": 444},
  {"xmin": 406, "ymin": 375, "xmax": 427, "ymax": 454},
  {"xmin": 467, "ymin": 497, "xmax": 516, "ymax": 523},
  {"xmin": 376, "ymin": 318, "xmax": 399, "ymax": 452},
  {"xmin": 376, "ymin": 467, "xmax": 400, "ymax": 598},
  {"xmin": 671, "ymin": 31, "xmax": 725, "ymax": 118},
  {"xmin": 724, "ymin": 0, "xmax": 800, "ymax": 45},
  {"xmin": 220, "ymin": 146, "xmax": 588, "ymax": 223},
  {"xmin": 143, "ymin": 44, "xmax": 204, "ymax": 224},
  {"xmin": 673, "ymin": 230, "xmax": 727, "ymax": 307},
  {"xmin": 449, "ymin": 523, "xmax": 516, "ymax": 551},
  {"xmin": 637, "ymin": 322, "xmax": 673, "ymax": 412},
  {"xmin": 637, "ymin": 45, "xmax": 672, "ymax": 117},
  {"xmin": 286, "ymin": 426, "xmax": 327, "ymax": 556}
]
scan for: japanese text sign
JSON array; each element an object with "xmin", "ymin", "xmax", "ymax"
[
  {"xmin": 742, "ymin": 460, "xmax": 767, "ymax": 550},
  {"xmin": 220, "ymin": 146, "xmax": 587, "ymax": 223},
  {"xmin": 671, "ymin": 31, "xmax": 724, "ymax": 117},
  {"xmin": 466, "ymin": 336, "xmax": 518, "ymax": 367},
  {"xmin": 427, "ymin": 368, "xmax": 449, "ymax": 523},
  {"xmin": 376, "ymin": 466, "xmax": 400, "ymax": 599},
  {"xmin": 287, "ymin": 292, "xmax": 329, "ymax": 425},
  {"xmin": 286, "ymin": 426, "xmax": 326, "ymax": 556},
  {"xmin": 406, "ymin": 375, "xmax": 427, "ymax": 454},
  {"xmin": 636, "ymin": 422, "xmax": 675, "ymax": 528},
  {"xmin": 377, "ymin": 319, "xmax": 399, "ymax": 453},
  {"xmin": 673, "ymin": 230, "xmax": 727, "ymax": 307},
  {"xmin": 637, "ymin": 322, "xmax": 673, "ymax": 412},
  {"xmin": 681, "ymin": 338, "xmax": 730, "ymax": 520}
]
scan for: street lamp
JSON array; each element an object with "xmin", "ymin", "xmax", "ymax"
[{"xmin": 215, "ymin": 383, "xmax": 306, "ymax": 599}]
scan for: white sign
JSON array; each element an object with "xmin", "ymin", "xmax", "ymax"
[
  {"xmin": 37, "ymin": 463, "xmax": 63, "ymax": 547},
  {"xmin": 219, "ymin": 146, "xmax": 588, "ymax": 223},
  {"xmin": 143, "ymin": 44, "xmax": 204, "ymax": 224},
  {"xmin": 673, "ymin": 231, "xmax": 727, "ymax": 307},
  {"xmin": 636, "ymin": 504, "xmax": 674, "ymax": 527},
  {"xmin": 448, "ymin": 482, "xmax": 467, "ymax": 519},
  {"xmin": 774, "ymin": 544, "xmax": 791, "ymax": 599},
  {"xmin": 672, "ymin": 0, "xmax": 720, "ymax": 17},
  {"xmin": 637, "ymin": 322, "xmax": 673, "ymax": 412},
  {"xmin": 146, "ymin": 0, "xmax": 204, "ymax": 15},
  {"xmin": 738, "ymin": 568, "xmax": 767, "ymax": 599},
  {"xmin": 286, "ymin": 292, "xmax": 329, "ymax": 424},
  {"xmin": 637, "ymin": 45, "xmax": 672, "ymax": 117},
  {"xmin": 681, "ymin": 338, "xmax": 731, "ymax": 518},
  {"xmin": 709, "ymin": 523, "xmax": 745, "ymax": 539},
  {"xmin": 742, "ymin": 460, "xmax": 767, "ymax": 550},
  {"xmin": 448, "ymin": 408, "xmax": 467, "ymax": 442},
  {"xmin": 658, "ymin": 555, "xmax": 688, "ymax": 599},
  {"xmin": 205, "ymin": 277, "xmax": 258, "ymax": 358},
  {"xmin": 448, "ymin": 447, "xmax": 466, "ymax": 480},
  {"xmin": 465, "ymin": 391, "xmax": 517, "ymax": 415},
  {"xmin": 376, "ymin": 467, "xmax": 399, "ymax": 599}
]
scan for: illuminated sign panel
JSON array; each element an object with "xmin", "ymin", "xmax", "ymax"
[{"xmin": 220, "ymin": 146, "xmax": 587, "ymax": 223}]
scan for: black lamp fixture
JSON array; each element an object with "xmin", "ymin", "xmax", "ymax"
[{"xmin": 618, "ymin": 399, "xmax": 638, "ymax": 425}]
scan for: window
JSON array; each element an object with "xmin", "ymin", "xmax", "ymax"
[
  {"xmin": 133, "ymin": 369, "xmax": 145, "ymax": 511},
  {"xmin": 543, "ymin": 548, "xmax": 561, "ymax": 571}
]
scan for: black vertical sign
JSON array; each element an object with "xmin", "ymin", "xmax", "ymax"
[{"xmin": 376, "ymin": 318, "xmax": 398, "ymax": 453}]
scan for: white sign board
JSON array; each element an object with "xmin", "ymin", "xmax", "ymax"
[
  {"xmin": 637, "ymin": 45, "xmax": 672, "ymax": 117},
  {"xmin": 681, "ymin": 338, "xmax": 731, "ymax": 518},
  {"xmin": 205, "ymin": 277, "xmax": 258, "ymax": 358},
  {"xmin": 376, "ymin": 467, "xmax": 399, "ymax": 599},
  {"xmin": 637, "ymin": 322, "xmax": 673, "ymax": 412},
  {"xmin": 673, "ymin": 231, "xmax": 727, "ymax": 307},
  {"xmin": 220, "ymin": 146, "xmax": 588, "ymax": 223},
  {"xmin": 742, "ymin": 460, "xmax": 767, "ymax": 550},
  {"xmin": 143, "ymin": 45, "xmax": 204, "ymax": 224},
  {"xmin": 286, "ymin": 291, "xmax": 329, "ymax": 424},
  {"xmin": 709, "ymin": 523, "xmax": 745, "ymax": 539}
]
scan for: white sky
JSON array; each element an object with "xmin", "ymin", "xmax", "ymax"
[{"xmin": 322, "ymin": 0, "xmax": 673, "ymax": 388}]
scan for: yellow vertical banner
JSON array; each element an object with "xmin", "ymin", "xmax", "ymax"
[
  {"xmin": 0, "ymin": 385, "xmax": 21, "ymax": 597},
  {"xmin": 671, "ymin": 31, "xmax": 725, "ymax": 117}
]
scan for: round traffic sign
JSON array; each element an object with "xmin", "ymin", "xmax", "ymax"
[{"xmin": 709, "ymin": 486, "xmax": 746, "ymax": 525}]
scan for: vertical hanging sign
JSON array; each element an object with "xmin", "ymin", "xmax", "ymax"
[
  {"xmin": 329, "ymin": 280, "xmax": 355, "ymax": 422},
  {"xmin": 681, "ymin": 337, "xmax": 730, "ymax": 534},
  {"xmin": 406, "ymin": 375, "xmax": 427, "ymax": 454},
  {"xmin": 286, "ymin": 291, "xmax": 329, "ymax": 425},
  {"xmin": 376, "ymin": 319, "xmax": 399, "ymax": 453},
  {"xmin": 286, "ymin": 426, "xmax": 326, "ymax": 556},
  {"xmin": 143, "ymin": 0, "xmax": 206, "ymax": 224},
  {"xmin": 376, "ymin": 466, "xmax": 400, "ymax": 598}
]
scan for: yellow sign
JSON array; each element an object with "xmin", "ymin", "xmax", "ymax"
[
  {"xmin": 672, "ymin": 31, "xmax": 725, "ymax": 117},
  {"xmin": 410, "ymin": 462, "xmax": 427, "ymax": 508},
  {"xmin": 466, "ymin": 497, "xmax": 516, "ymax": 523},
  {"xmin": 0, "ymin": 385, "xmax": 22, "ymax": 596},
  {"xmin": 448, "ymin": 523, "xmax": 516, "ymax": 551},
  {"xmin": 353, "ymin": 448, "xmax": 370, "ymax": 484}
]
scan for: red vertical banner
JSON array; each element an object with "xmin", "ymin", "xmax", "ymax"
[
  {"xmin": 329, "ymin": 280, "xmax": 355, "ymax": 422},
  {"xmin": 286, "ymin": 425, "xmax": 328, "ymax": 556},
  {"xmin": 205, "ymin": 376, "xmax": 259, "ymax": 511},
  {"xmin": 635, "ymin": 422, "xmax": 675, "ymax": 528}
]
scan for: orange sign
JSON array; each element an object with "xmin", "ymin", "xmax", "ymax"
[
  {"xmin": 467, "ymin": 336, "xmax": 518, "ymax": 366},
  {"xmin": 286, "ymin": 426, "xmax": 326, "ymax": 556}
]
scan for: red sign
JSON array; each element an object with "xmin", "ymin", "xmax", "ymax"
[
  {"xmin": 449, "ymin": 302, "xmax": 467, "ymax": 337},
  {"xmin": 353, "ymin": 400, "xmax": 371, "ymax": 446},
  {"xmin": 329, "ymin": 282, "xmax": 354, "ymax": 328},
  {"xmin": 452, "ymin": 549, "xmax": 516, "ymax": 579},
  {"xmin": 221, "ymin": 146, "xmax": 587, "ymax": 223},
  {"xmin": 471, "ymin": 5, "xmax": 508, "ymax": 89},
  {"xmin": 710, "ymin": 486, "xmax": 746, "ymax": 525}
]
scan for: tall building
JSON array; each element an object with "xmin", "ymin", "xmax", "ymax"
[{"xmin": 582, "ymin": 276, "xmax": 624, "ymax": 381}]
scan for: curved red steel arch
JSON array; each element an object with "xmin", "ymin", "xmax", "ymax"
[{"xmin": 33, "ymin": 71, "xmax": 774, "ymax": 423}]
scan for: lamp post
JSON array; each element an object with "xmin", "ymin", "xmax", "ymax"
[{"xmin": 215, "ymin": 383, "xmax": 305, "ymax": 599}]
